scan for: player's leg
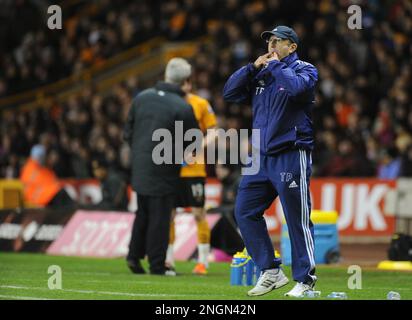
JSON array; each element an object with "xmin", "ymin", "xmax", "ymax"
[
  {"xmin": 166, "ymin": 178, "xmax": 186, "ymax": 271},
  {"xmin": 126, "ymin": 194, "xmax": 148, "ymax": 274},
  {"xmin": 270, "ymin": 149, "xmax": 316, "ymax": 297},
  {"xmin": 235, "ymin": 172, "xmax": 279, "ymax": 270},
  {"xmin": 187, "ymin": 178, "xmax": 210, "ymax": 274},
  {"xmin": 235, "ymin": 168, "xmax": 288, "ymax": 296},
  {"xmin": 192, "ymin": 206, "xmax": 210, "ymax": 275},
  {"xmin": 166, "ymin": 209, "xmax": 176, "ymax": 269},
  {"xmin": 146, "ymin": 194, "xmax": 174, "ymax": 275}
]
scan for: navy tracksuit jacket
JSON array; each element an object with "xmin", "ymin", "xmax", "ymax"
[{"xmin": 223, "ymin": 52, "xmax": 318, "ymax": 283}]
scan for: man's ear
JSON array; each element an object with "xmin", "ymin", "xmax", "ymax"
[
  {"xmin": 182, "ymin": 78, "xmax": 192, "ymax": 93},
  {"xmin": 290, "ymin": 43, "xmax": 297, "ymax": 54}
]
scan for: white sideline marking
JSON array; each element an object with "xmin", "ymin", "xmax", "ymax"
[
  {"xmin": 6, "ymin": 274, "xmax": 152, "ymax": 284},
  {"xmin": 0, "ymin": 294, "xmax": 56, "ymax": 300},
  {"xmin": 0, "ymin": 285, "xmax": 210, "ymax": 298},
  {"xmin": 65, "ymin": 272, "xmax": 113, "ymax": 276},
  {"xmin": 82, "ymin": 279, "xmax": 149, "ymax": 284}
]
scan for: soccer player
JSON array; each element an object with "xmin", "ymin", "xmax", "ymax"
[
  {"xmin": 223, "ymin": 26, "xmax": 319, "ymax": 297},
  {"xmin": 166, "ymin": 73, "xmax": 217, "ymax": 275}
]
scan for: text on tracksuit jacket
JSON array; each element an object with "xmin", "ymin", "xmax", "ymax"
[{"xmin": 222, "ymin": 52, "xmax": 318, "ymax": 156}]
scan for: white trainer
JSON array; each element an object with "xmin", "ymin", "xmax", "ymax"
[
  {"xmin": 285, "ymin": 278, "xmax": 317, "ymax": 298},
  {"xmin": 247, "ymin": 269, "xmax": 289, "ymax": 296}
]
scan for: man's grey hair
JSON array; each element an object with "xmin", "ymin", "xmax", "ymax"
[{"xmin": 165, "ymin": 57, "xmax": 192, "ymax": 85}]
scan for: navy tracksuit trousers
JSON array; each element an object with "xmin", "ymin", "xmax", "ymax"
[{"xmin": 235, "ymin": 149, "xmax": 316, "ymax": 283}]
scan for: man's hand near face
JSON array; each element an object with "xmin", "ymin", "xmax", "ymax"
[
  {"xmin": 266, "ymin": 51, "xmax": 279, "ymax": 62},
  {"xmin": 253, "ymin": 52, "xmax": 273, "ymax": 69},
  {"xmin": 253, "ymin": 51, "xmax": 280, "ymax": 69}
]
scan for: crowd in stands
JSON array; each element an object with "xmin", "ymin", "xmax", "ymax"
[{"xmin": 1, "ymin": 0, "xmax": 412, "ymax": 182}]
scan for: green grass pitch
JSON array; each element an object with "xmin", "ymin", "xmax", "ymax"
[{"xmin": 0, "ymin": 252, "xmax": 411, "ymax": 300}]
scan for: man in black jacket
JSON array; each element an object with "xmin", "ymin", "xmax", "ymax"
[
  {"xmin": 91, "ymin": 158, "xmax": 129, "ymax": 211},
  {"xmin": 124, "ymin": 57, "xmax": 199, "ymax": 275}
]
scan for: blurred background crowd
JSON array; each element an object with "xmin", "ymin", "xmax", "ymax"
[{"xmin": 1, "ymin": 0, "xmax": 412, "ymax": 183}]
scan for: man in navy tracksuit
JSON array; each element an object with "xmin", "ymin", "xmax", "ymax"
[{"xmin": 223, "ymin": 26, "xmax": 318, "ymax": 297}]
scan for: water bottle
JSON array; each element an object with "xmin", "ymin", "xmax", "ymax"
[
  {"xmin": 244, "ymin": 257, "xmax": 263, "ymax": 286},
  {"xmin": 241, "ymin": 248, "xmax": 258, "ymax": 286},
  {"xmin": 230, "ymin": 252, "xmax": 248, "ymax": 286},
  {"xmin": 254, "ymin": 264, "xmax": 261, "ymax": 285},
  {"xmin": 304, "ymin": 290, "xmax": 321, "ymax": 298},
  {"xmin": 245, "ymin": 258, "xmax": 254, "ymax": 285},
  {"xmin": 231, "ymin": 248, "xmax": 278, "ymax": 286},
  {"xmin": 387, "ymin": 291, "xmax": 401, "ymax": 300},
  {"xmin": 327, "ymin": 292, "xmax": 348, "ymax": 299}
]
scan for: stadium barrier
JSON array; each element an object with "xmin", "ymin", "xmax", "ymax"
[
  {"xmin": 0, "ymin": 207, "xmax": 75, "ymax": 252},
  {"xmin": 0, "ymin": 205, "xmax": 243, "ymax": 258},
  {"xmin": 46, "ymin": 210, "xmax": 224, "ymax": 258},
  {"xmin": 60, "ymin": 177, "xmax": 399, "ymax": 239},
  {"xmin": 2, "ymin": 177, "xmax": 409, "ymax": 256}
]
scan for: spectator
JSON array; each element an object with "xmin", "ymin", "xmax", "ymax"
[
  {"xmin": 0, "ymin": 0, "xmax": 411, "ymax": 183},
  {"xmin": 319, "ymin": 139, "xmax": 373, "ymax": 177},
  {"xmin": 20, "ymin": 145, "xmax": 75, "ymax": 208},
  {"xmin": 377, "ymin": 147, "xmax": 402, "ymax": 179},
  {"xmin": 400, "ymin": 145, "xmax": 412, "ymax": 177},
  {"xmin": 215, "ymin": 162, "xmax": 241, "ymax": 207},
  {"xmin": 90, "ymin": 158, "xmax": 129, "ymax": 211}
]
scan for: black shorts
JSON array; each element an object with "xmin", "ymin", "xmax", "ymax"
[{"xmin": 175, "ymin": 177, "xmax": 205, "ymax": 208}]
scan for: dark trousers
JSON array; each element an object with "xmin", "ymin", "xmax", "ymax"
[
  {"xmin": 127, "ymin": 194, "xmax": 174, "ymax": 274},
  {"xmin": 48, "ymin": 189, "xmax": 76, "ymax": 208},
  {"xmin": 235, "ymin": 150, "xmax": 316, "ymax": 283}
]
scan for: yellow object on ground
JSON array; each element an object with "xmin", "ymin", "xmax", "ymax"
[
  {"xmin": 236, "ymin": 248, "xmax": 281, "ymax": 259},
  {"xmin": 0, "ymin": 179, "xmax": 24, "ymax": 209},
  {"xmin": 377, "ymin": 260, "xmax": 412, "ymax": 271},
  {"xmin": 311, "ymin": 210, "xmax": 338, "ymax": 224},
  {"xmin": 282, "ymin": 210, "xmax": 338, "ymax": 224}
]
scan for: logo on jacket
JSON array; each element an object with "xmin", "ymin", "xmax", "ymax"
[
  {"xmin": 255, "ymin": 87, "xmax": 265, "ymax": 95},
  {"xmin": 288, "ymin": 181, "xmax": 299, "ymax": 188},
  {"xmin": 280, "ymin": 172, "xmax": 293, "ymax": 182},
  {"xmin": 255, "ymin": 80, "xmax": 265, "ymax": 95}
]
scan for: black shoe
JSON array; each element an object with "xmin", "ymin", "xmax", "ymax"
[
  {"xmin": 126, "ymin": 259, "xmax": 146, "ymax": 274},
  {"xmin": 165, "ymin": 265, "xmax": 177, "ymax": 276},
  {"xmin": 150, "ymin": 265, "xmax": 177, "ymax": 276}
]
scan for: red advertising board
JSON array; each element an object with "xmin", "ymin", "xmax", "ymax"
[
  {"xmin": 262, "ymin": 179, "xmax": 396, "ymax": 236},
  {"xmin": 309, "ymin": 179, "xmax": 396, "ymax": 236}
]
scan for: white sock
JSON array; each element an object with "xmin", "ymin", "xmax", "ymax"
[
  {"xmin": 264, "ymin": 268, "xmax": 280, "ymax": 275},
  {"xmin": 198, "ymin": 243, "xmax": 210, "ymax": 268},
  {"xmin": 166, "ymin": 244, "xmax": 175, "ymax": 267}
]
